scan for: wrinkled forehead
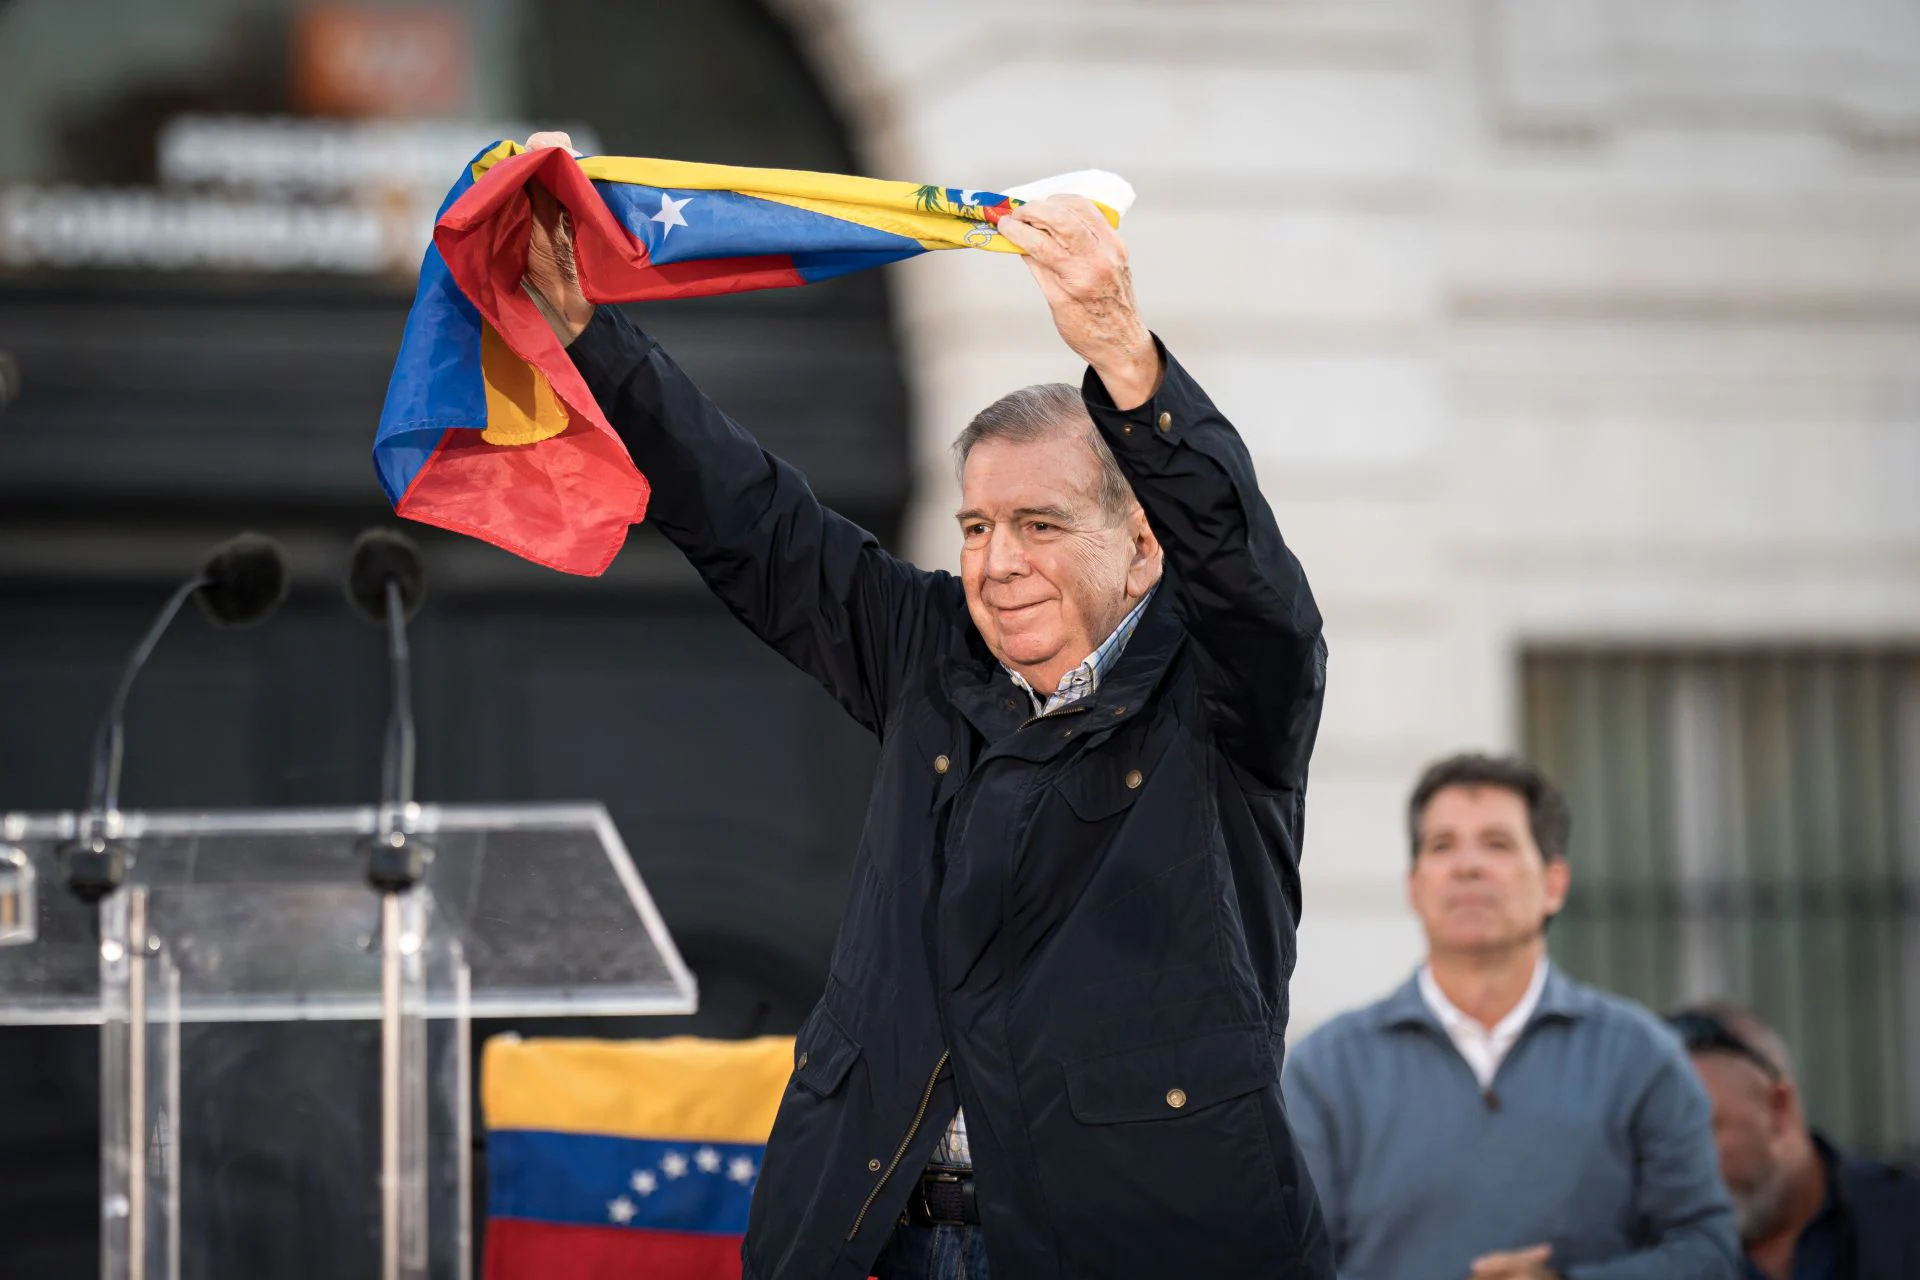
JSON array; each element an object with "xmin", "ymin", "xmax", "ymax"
[{"xmin": 957, "ymin": 430, "xmax": 1104, "ymax": 514}]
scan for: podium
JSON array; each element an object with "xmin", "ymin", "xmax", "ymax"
[{"xmin": 0, "ymin": 803, "xmax": 697, "ymax": 1280}]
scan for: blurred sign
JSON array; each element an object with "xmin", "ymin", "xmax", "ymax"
[
  {"xmin": 294, "ymin": 6, "xmax": 471, "ymax": 118},
  {"xmin": 0, "ymin": 116, "xmax": 600, "ymax": 279}
]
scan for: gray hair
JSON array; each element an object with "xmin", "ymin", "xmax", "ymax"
[{"xmin": 951, "ymin": 383, "xmax": 1135, "ymax": 522}]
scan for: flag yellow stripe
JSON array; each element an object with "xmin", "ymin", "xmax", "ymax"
[
  {"xmin": 469, "ymin": 142, "xmax": 1119, "ymax": 254},
  {"xmin": 743, "ymin": 188, "xmax": 1020, "ymax": 253},
  {"xmin": 478, "ymin": 322, "xmax": 569, "ymax": 446},
  {"xmin": 482, "ymin": 1035, "xmax": 796, "ymax": 1145}
]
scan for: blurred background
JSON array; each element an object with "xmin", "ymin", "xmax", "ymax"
[{"xmin": 1, "ymin": 0, "xmax": 1915, "ymax": 1269}]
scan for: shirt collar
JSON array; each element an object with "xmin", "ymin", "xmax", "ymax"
[
  {"xmin": 1384, "ymin": 956, "xmax": 1590, "ymax": 1032},
  {"xmin": 1417, "ymin": 956, "xmax": 1550, "ymax": 1039},
  {"xmin": 1005, "ymin": 586, "xmax": 1157, "ymax": 714}
]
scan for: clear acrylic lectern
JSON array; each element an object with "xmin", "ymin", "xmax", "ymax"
[{"xmin": 0, "ymin": 803, "xmax": 697, "ymax": 1280}]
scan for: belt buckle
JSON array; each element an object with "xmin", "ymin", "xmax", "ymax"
[{"xmin": 918, "ymin": 1169, "xmax": 965, "ymax": 1226}]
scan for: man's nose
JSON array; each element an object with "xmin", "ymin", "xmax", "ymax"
[{"xmin": 983, "ymin": 525, "xmax": 1025, "ymax": 579}]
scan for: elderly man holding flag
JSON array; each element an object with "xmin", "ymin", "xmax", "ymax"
[{"xmin": 512, "ymin": 130, "xmax": 1331, "ymax": 1280}]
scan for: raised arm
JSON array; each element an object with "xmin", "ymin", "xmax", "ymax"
[
  {"xmin": 521, "ymin": 134, "xmax": 956, "ymax": 733},
  {"xmin": 998, "ymin": 198, "xmax": 1325, "ymax": 791},
  {"xmin": 567, "ymin": 309, "xmax": 954, "ymax": 734}
]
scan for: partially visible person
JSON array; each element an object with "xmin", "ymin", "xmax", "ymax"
[
  {"xmin": 1283, "ymin": 753, "xmax": 1741, "ymax": 1279},
  {"xmin": 1668, "ymin": 1002, "xmax": 1920, "ymax": 1280}
]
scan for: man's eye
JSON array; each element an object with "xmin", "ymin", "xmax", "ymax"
[
  {"xmin": 1029, "ymin": 521, "xmax": 1052, "ymax": 533},
  {"xmin": 963, "ymin": 523, "xmax": 988, "ymax": 538}
]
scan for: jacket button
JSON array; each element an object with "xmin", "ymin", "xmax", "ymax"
[
  {"xmin": 868, "ymin": 1158, "xmax": 882, "ymax": 1172},
  {"xmin": 934, "ymin": 754, "xmax": 950, "ymax": 775},
  {"xmin": 1166, "ymin": 1088, "xmax": 1187, "ymax": 1109},
  {"xmin": 1157, "ymin": 412, "xmax": 1172, "ymax": 432},
  {"xmin": 1125, "ymin": 769, "xmax": 1143, "ymax": 789},
  {"xmin": 797, "ymin": 1052, "xmax": 809, "ymax": 1070}
]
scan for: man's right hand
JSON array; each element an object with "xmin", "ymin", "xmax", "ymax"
[{"xmin": 521, "ymin": 131, "xmax": 595, "ymax": 345}]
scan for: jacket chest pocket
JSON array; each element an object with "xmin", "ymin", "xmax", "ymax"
[
  {"xmin": 1063, "ymin": 1026, "xmax": 1271, "ymax": 1124},
  {"xmin": 1056, "ymin": 757, "xmax": 1148, "ymax": 825}
]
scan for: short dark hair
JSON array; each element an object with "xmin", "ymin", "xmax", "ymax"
[{"xmin": 1407, "ymin": 752, "xmax": 1571, "ymax": 864}]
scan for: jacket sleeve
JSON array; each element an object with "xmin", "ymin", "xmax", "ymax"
[
  {"xmin": 1280, "ymin": 1040, "xmax": 1349, "ymax": 1266},
  {"xmin": 1082, "ymin": 339, "xmax": 1325, "ymax": 793},
  {"xmin": 1561, "ymin": 1052, "xmax": 1743, "ymax": 1280},
  {"xmin": 567, "ymin": 304, "xmax": 956, "ymax": 735}
]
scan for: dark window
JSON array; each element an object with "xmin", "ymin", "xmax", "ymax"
[{"xmin": 1525, "ymin": 648, "xmax": 1920, "ymax": 1163}]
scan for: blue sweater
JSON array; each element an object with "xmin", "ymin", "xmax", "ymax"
[{"xmin": 1282, "ymin": 967, "xmax": 1740, "ymax": 1280}]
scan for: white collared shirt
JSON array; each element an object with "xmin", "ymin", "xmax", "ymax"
[{"xmin": 1416, "ymin": 957, "xmax": 1549, "ymax": 1090}]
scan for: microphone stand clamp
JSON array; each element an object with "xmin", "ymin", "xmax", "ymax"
[
  {"xmin": 364, "ymin": 822, "xmax": 430, "ymax": 895},
  {"xmin": 63, "ymin": 816, "xmax": 131, "ymax": 907}
]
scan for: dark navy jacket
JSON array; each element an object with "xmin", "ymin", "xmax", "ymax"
[
  {"xmin": 570, "ymin": 306, "xmax": 1334, "ymax": 1280},
  {"xmin": 1740, "ymin": 1136, "xmax": 1920, "ymax": 1280}
]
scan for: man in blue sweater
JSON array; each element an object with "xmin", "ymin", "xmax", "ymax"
[{"xmin": 1282, "ymin": 753, "xmax": 1741, "ymax": 1279}]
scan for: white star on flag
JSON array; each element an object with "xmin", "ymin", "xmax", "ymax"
[
  {"xmin": 727, "ymin": 1156, "xmax": 757, "ymax": 1185},
  {"xmin": 651, "ymin": 193, "xmax": 692, "ymax": 237},
  {"xmin": 694, "ymin": 1146, "xmax": 722, "ymax": 1174},
  {"xmin": 661, "ymin": 1150, "xmax": 690, "ymax": 1179},
  {"xmin": 608, "ymin": 1196, "xmax": 636, "ymax": 1225},
  {"xmin": 630, "ymin": 1169, "xmax": 658, "ymax": 1196}
]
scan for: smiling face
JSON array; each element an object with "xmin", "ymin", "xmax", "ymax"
[
  {"xmin": 1408, "ymin": 783, "xmax": 1570, "ymax": 957},
  {"xmin": 956, "ymin": 429, "xmax": 1160, "ymax": 694}
]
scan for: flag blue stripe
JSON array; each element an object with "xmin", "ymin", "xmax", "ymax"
[
  {"xmin": 373, "ymin": 148, "xmax": 501, "ymax": 501},
  {"xmin": 488, "ymin": 1129, "xmax": 763, "ymax": 1236},
  {"xmin": 792, "ymin": 245, "xmax": 925, "ymax": 282},
  {"xmin": 595, "ymin": 183, "xmax": 922, "ymax": 266},
  {"xmin": 373, "ymin": 244, "xmax": 485, "ymax": 500}
]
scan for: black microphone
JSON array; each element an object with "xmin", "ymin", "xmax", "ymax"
[
  {"xmin": 67, "ymin": 533, "xmax": 290, "ymax": 904},
  {"xmin": 345, "ymin": 529, "xmax": 428, "ymax": 892}
]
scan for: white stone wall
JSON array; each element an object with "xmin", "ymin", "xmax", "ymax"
[{"xmin": 771, "ymin": 0, "xmax": 1920, "ymax": 1033}]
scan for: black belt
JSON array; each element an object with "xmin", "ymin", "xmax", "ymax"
[{"xmin": 902, "ymin": 1167, "xmax": 979, "ymax": 1227}]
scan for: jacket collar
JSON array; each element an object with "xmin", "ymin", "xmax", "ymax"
[
  {"xmin": 1379, "ymin": 960, "xmax": 1593, "ymax": 1033},
  {"xmin": 941, "ymin": 581, "xmax": 1185, "ymax": 746}
]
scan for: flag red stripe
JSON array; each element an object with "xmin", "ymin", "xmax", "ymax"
[
  {"xmin": 425, "ymin": 149, "xmax": 811, "ymax": 575},
  {"xmin": 484, "ymin": 1217, "xmax": 743, "ymax": 1280}
]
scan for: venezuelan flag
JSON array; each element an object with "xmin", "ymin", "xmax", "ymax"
[
  {"xmin": 482, "ymin": 1034, "xmax": 797, "ymax": 1280},
  {"xmin": 374, "ymin": 143, "xmax": 1133, "ymax": 576}
]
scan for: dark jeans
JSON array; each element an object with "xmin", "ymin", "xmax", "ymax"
[{"xmin": 871, "ymin": 1221, "xmax": 990, "ymax": 1280}]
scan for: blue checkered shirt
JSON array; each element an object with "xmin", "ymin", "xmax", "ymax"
[{"xmin": 931, "ymin": 587, "xmax": 1157, "ymax": 1169}]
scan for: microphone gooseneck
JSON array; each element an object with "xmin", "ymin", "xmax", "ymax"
[
  {"xmin": 346, "ymin": 529, "xmax": 429, "ymax": 895},
  {"xmin": 70, "ymin": 533, "xmax": 291, "ymax": 906},
  {"xmin": 85, "ymin": 577, "xmax": 207, "ymax": 821},
  {"xmin": 381, "ymin": 577, "xmax": 416, "ymax": 809}
]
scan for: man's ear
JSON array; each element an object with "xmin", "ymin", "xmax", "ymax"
[
  {"xmin": 1542, "ymin": 856, "xmax": 1571, "ymax": 916},
  {"xmin": 1126, "ymin": 505, "xmax": 1163, "ymax": 598},
  {"xmin": 1766, "ymin": 1079, "xmax": 1799, "ymax": 1137}
]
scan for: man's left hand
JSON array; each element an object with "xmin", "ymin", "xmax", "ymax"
[
  {"xmin": 1469, "ymin": 1244, "xmax": 1560, "ymax": 1279},
  {"xmin": 996, "ymin": 195, "xmax": 1161, "ymax": 411}
]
